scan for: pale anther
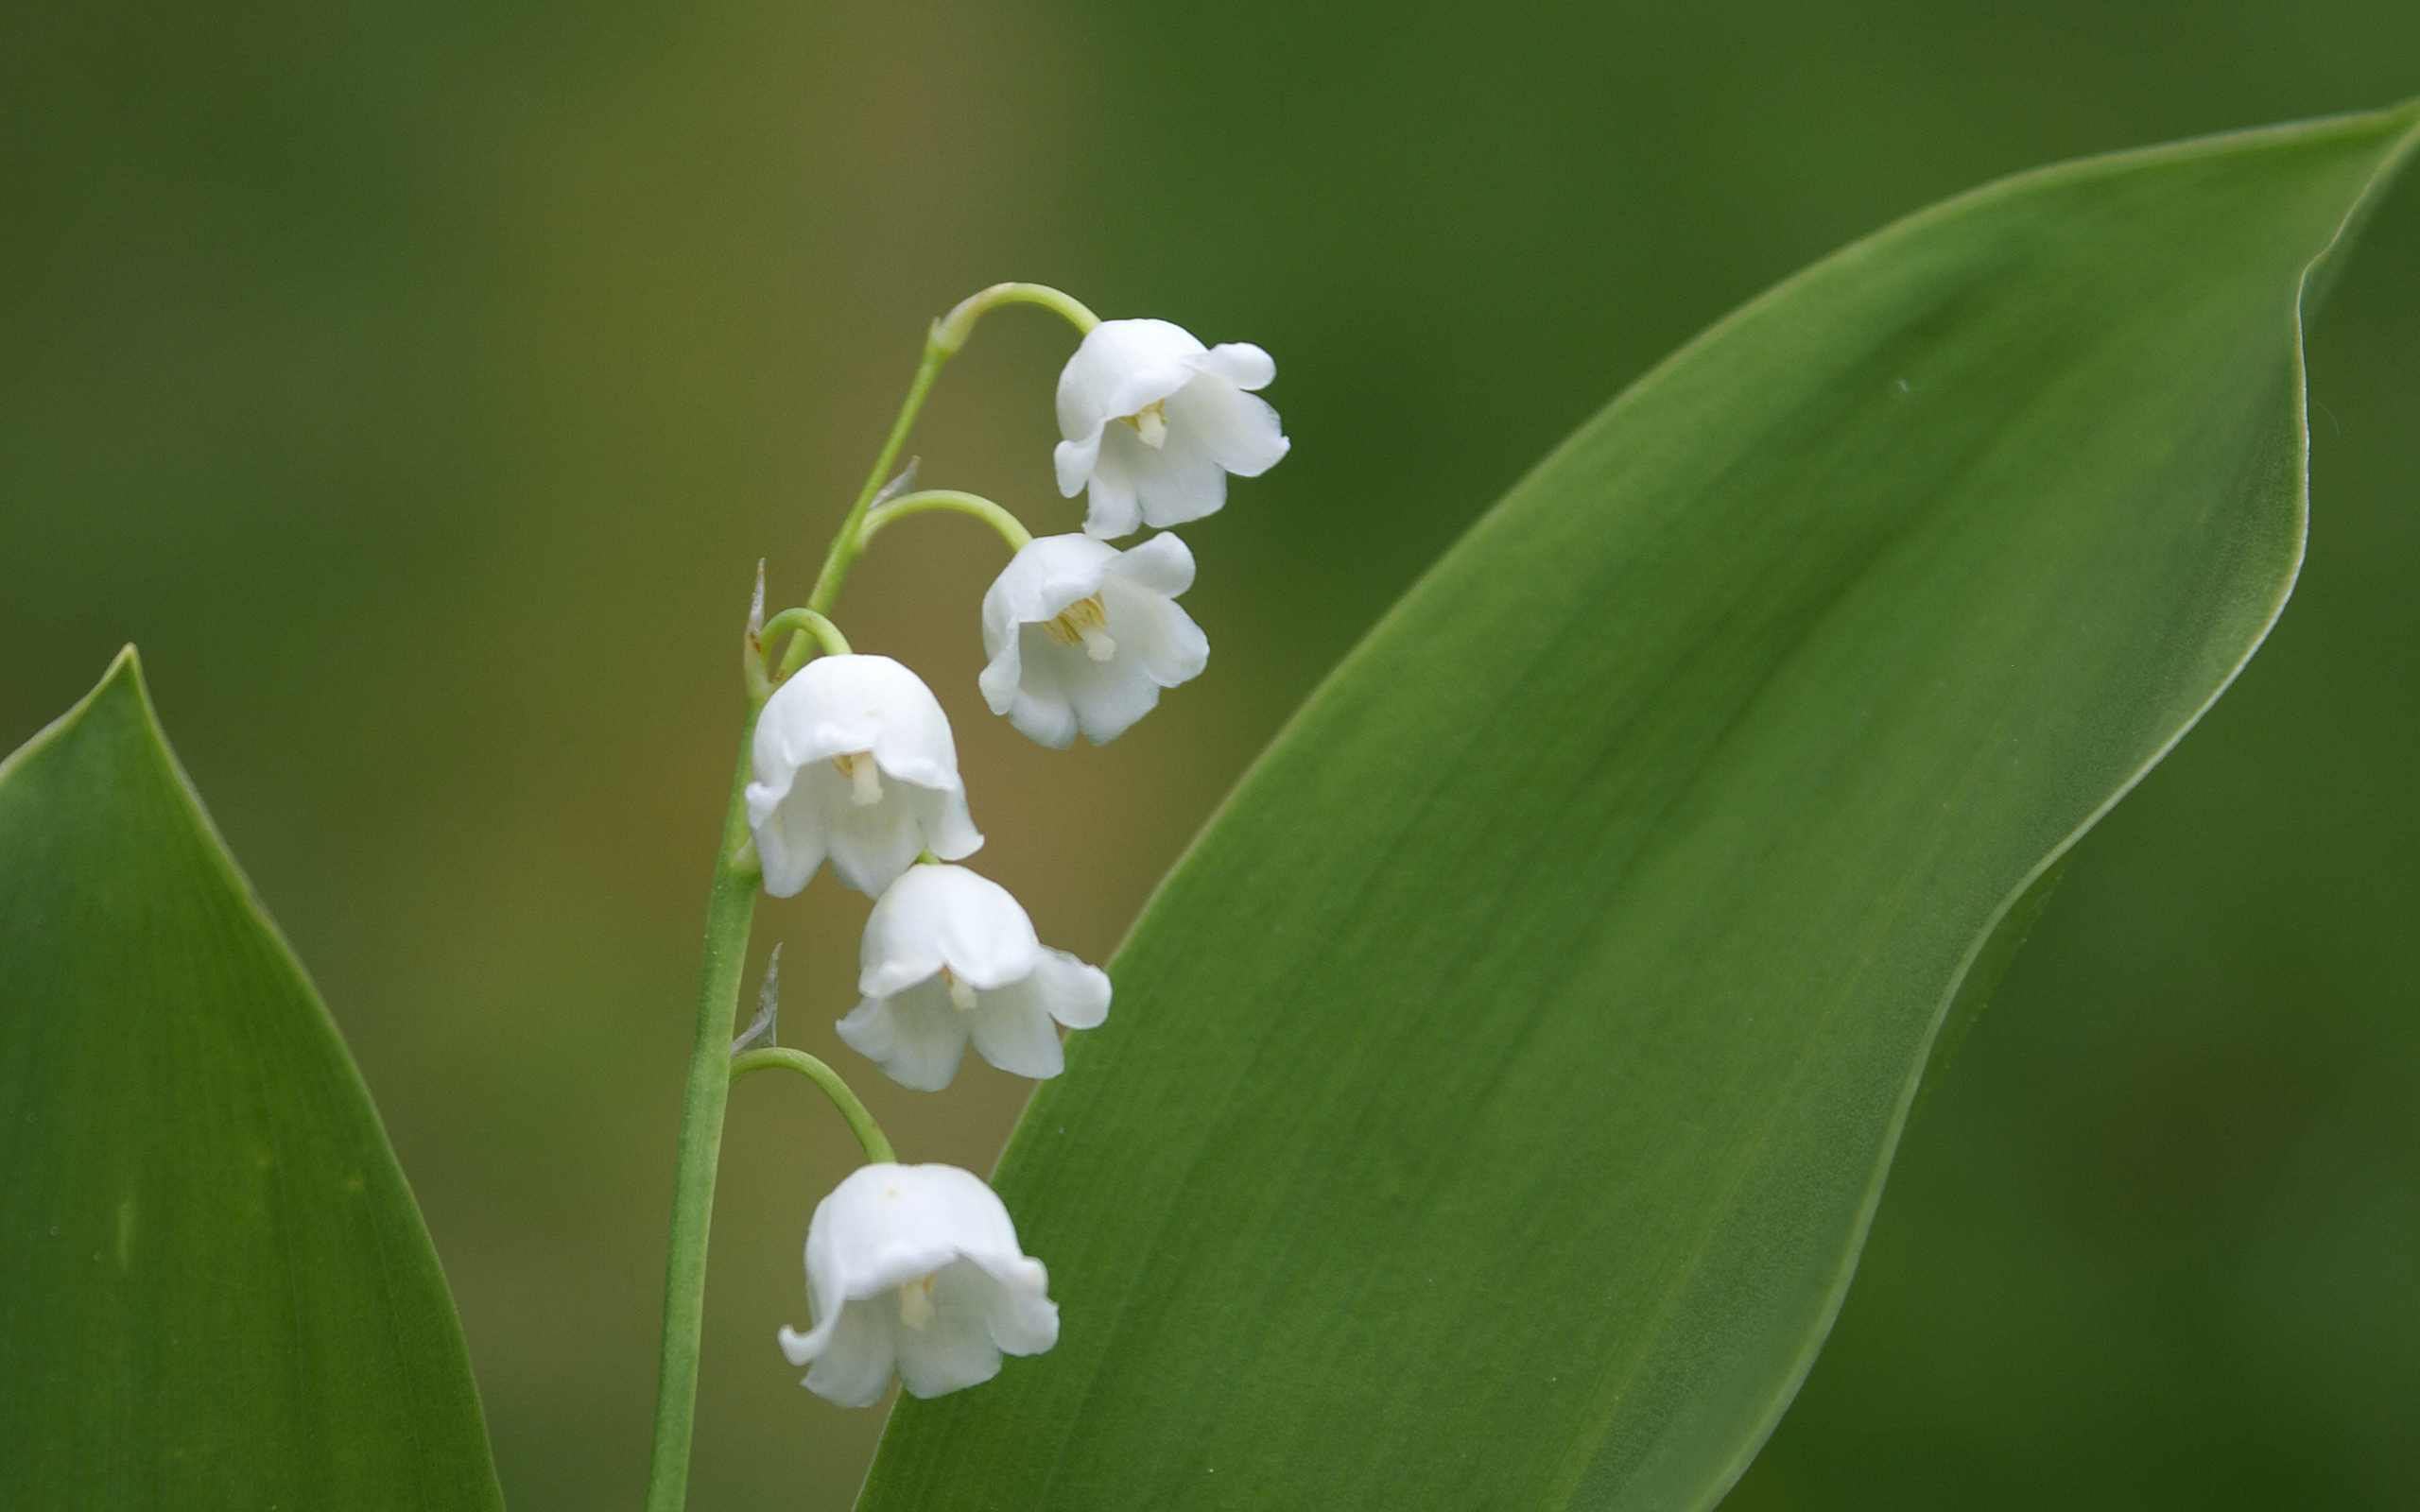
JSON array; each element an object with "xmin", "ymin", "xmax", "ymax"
[
  {"xmin": 1043, "ymin": 593, "xmax": 1117, "ymax": 662},
  {"xmin": 1117, "ymin": 399, "xmax": 1169, "ymax": 448},
  {"xmin": 941, "ymin": 966, "xmax": 978, "ymax": 1011},
  {"xmin": 896, "ymin": 1273, "xmax": 937, "ymax": 1330},
  {"xmin": 832, "ymin": 750, "xmax": 883, "ymax": 806}
]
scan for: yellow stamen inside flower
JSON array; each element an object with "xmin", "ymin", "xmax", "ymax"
[
  {"xmin": 1042, "ymin": 593, "xmax": 1116, "ymax": 662},
  {"xmin": 897, "ymin": 1273, "xmax": 937, "ymax": 1330},
  {"xmin": 1116, "ymin": 399, "xmax": 1169, "ymax": 448},
  {"xmin": 832, "ymin": 750, "xmax": 882, "ymax": 806},
  {"xmin": 941, "ymin": 966, "xmax": 977, "ymax": 1011}
]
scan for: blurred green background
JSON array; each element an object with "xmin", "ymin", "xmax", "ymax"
[{"xmin": 4, "ymin": 1, "xmax": 2415, "ymax": 1507}]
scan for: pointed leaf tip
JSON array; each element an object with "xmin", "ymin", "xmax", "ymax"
[{"xmin": 0, "ymin": 658, "xmax": 504, "ymax": 1508}]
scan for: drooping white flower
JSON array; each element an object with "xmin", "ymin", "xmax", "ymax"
[
  {"xmin": 778, "ymin": 1162, "xmax": 1058, "ymax": 1407},
  {"xmin": 838, "ymin": 862, "xmax": 1111, "ymax": 1091},
  {"xmin": 977, "ymin": 532, "xmax": 1209, "ymax": 748},
  {"xmin": 746, "ymin": 654, "xmax": 981, "ymax": 899},
  {"xmin": 1053, "ymin": 318, "xmax": 1288, "ymax": 540}
]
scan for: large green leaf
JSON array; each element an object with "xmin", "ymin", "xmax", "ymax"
[
  {"xmin": 0, "ymin": 650, "xmax": 503, "ymax": 1509},
  {"xmin": 860, "ymin": 106, "xmax": 2420, "ymax": 1509}
]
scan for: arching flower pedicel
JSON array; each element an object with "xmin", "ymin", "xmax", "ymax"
[
  {"xmin": 1053, "ymin": 318, "xmax": 1290, "ymax": 540},
  {"xmin": 979, "ymin": 532, "xmax": 1209, "ymax": 747},
  {"xmin": 838, "ymin": 862, "xmax": 1111, "ymax": 1089},
  {"xmin": 745, "ymin": 653, "xmax": 980, "ymax": 898},
  {"xmin": 778, "ymin": 1163, "xmax": 1059, "ymax": 1408}
]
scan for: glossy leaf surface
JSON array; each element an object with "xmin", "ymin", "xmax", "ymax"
[
  {"xmin": 859, "ymin": 106, "xmax": 2420, "ymax": 1510},
  {"xmin": 0, "ymin": 651, "xmax": 504, "ymax": 1510}
]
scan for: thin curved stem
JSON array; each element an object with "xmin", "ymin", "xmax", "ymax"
[
  {"xmin": 805, "ymin": 283, "xmax": 1097, "ymax": 616},
  {"xmin": 730, "ymin": 1048, "xmax": 897, "ymax": 1165},
  {"xmin": 762, "ymin": 607, "xmax": 851, "ymax": 680},
  {"xmin": 861, "ymin": 490, "xmax": 1035, "ymax": 554},
  {"xmin": 930, "ymin": 282, "xmax": 1100, "ymax": 355}
]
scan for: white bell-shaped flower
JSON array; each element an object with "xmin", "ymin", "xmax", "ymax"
[
  {"xmin": 977, "ymin": 533, "xmax": 1209, "ymax": 748},
  {"xmin": 746, "ymin": 654, "xmax": 981, "ymax": 899},
  {"xmin": 838, "ymin": 863, "xmax": 1111, "ymax": 1091},
  {"xmin": 778, "ymin": 1162, "xmax": 1058, "ymax": 1407},
  {"xmin": 1053, "ymin": 318, "xmax": 1288, "ymax": 540}
]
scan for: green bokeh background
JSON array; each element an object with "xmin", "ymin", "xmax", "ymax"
[{"xmin": 4, "ymin": 3, "xmax": 2414, "ymax": 1507}]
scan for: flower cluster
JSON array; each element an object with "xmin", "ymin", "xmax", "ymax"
[{"xmin": 739, "ymin": 299, "xmax": 1285, "ymax": 1409}]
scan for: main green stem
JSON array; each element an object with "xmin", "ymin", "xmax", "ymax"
[{"xmin": 644, "ymin": 722, "xmax": 761, "ymax": 1512}]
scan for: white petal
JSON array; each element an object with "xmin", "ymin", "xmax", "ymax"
[
  {"xmin": 819, "ymin": 776, "xmax": 930, "ymax": 899},
  {"xmin": 955, "ymin": 1239, "xmax": 1056, "ymax": 1356},
  {"xmin": 832, "ymin": 993, "xmax": 902, "ymax": 1064},
  {"xmin": 977, "ymin": 628, "xmax": 1025, "ymax": 717},
  {"xmin": 804, "ymin": 1163, "xmax": 1030, "ymax": 1301},
  {"xmin": 838, "ymin": 984, "xmax": 971, "ymax": 1091},
  {"xmin": 1102, "ymin": 530, "xmax": 1197, "ymax": 598},
  {"xmin": 1099, "ymin": 420, "xmax": 1228, "ymax": 531},
  {"xmin": 863, "ymin": 703, "xmax": 961, "ymax": 797},
  {"xmin": 891, "ymin": 1261, "xmax": 1009, "ymax": 1399},
  {"xmin": 762, "ymin": 655, "xmax": 959, "ymax": 770},
  {"xmin": 964, "ymin": 979, "xmax": 1065, "ymax": 1080},
  {"xmin": 975, "ymin": 1260, "xmax": 1059, "ymax": 1357},
  {"xmin": 1053, "ymin": 432, "xmax": 1102, "ymax": 499},
  {"xmin": 1080, "ymin": 455, "xmax": 1145, "ymax": 540},
  {"xmin": 747, "ymin": 781, "xmax": 826, "ymax": 899},
  {"xmin": 984, "ymin": 535, "xmax": 1119, "ymax": 626},
  {"xmin": 1031, "ymin": 949, "xmax": 1111, "ymax": 1031},
  {"xmin": 859, "ymin": 865, "xmax": 1043, "ymax": 997},
  {"xmin": 1000, "ymin": 640, "xmax": 1082, "ymax": 749},
  {"xmin": 788, "ymin": 1302, "xmax": 897, "ymax": 1408},
  {"xmin": 982, "ymin": 1267, "xmax": 1060, "ymax": 1354},
  {"xmin": 778, "ymin": 1323, "xmax": 816, "ymax": 1367},
  {"xmin": 906, "ymin": 781, "xmax": 983, "ymax": 867},
  {"xmin": 1097, "ymin": 576, "xmax": 1208, "ymax": 693},
  {"xmin": 979, "ymin": 559, "xmax": 1023, "ymax": 667},
  {"xmin": 1028, "ymin": 585, "xmax": 1191, "ymax": 744},
  {"xmin": 1058, "ymin": 644, "xmax": 1166, "ymax": 745},
  {"xmin": 1167, "ymin": 374, "xmax": 1289, "ymax": 479},
  {"xmin": 1056, "ymin": 319, "xmax": 1209, "ymax": 440},
  {"xmin": 1188, "ymin": 340, "xmax": 1276, "ymax": 391}
]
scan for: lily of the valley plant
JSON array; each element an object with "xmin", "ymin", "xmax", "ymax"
[{"xmin": 643, "ymin": 284, "xmax": 1287, "ymax": 1511}]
